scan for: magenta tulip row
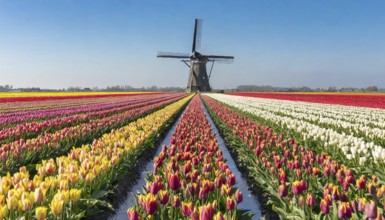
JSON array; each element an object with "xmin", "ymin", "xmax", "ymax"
[
  {"xmin": 0, "ymin": 95, "xmax": 123, "ymax": 114},
  {"xmin": 0, "ymin": 94, "xmax": 180, "ymax": 144},
  {"xmin": 203, "ymin": 96, "xmax": 385, "ymax": 219},
  {"xmin": 128, "ymin": 96, "xmax": 247, "ymax": 220},
  {"xmin": 0, "ymin": 94, "xmax": 185, "ymax": 174},
  {"xmin": 0, "ymin": 94, "xmax": 171, "ymax": 127}
]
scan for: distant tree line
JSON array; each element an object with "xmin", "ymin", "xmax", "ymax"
[
  {"xmin": 0, "ymin": 85, "xmax": 13, "ymax": 92},
  {"xmin": 236, "ymin": 85, "xmax": 383, "ymax": 93},
  {"xmin": 57, "ymin": 85, "xmax": 185, "ymax": 92}
]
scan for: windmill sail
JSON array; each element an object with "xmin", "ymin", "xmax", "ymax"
[{"xmin": 157, "ymin": 19, "xmax": 233, "ymax": 92}]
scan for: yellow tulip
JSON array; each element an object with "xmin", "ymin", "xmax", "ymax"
[
  {"xmin": 59, "ymin": 180, "xmax": 69, "ymax": 191},
  {"xmin": 6, "ymin": 190, "xmax": 18, "ymax": 210},
  {"xmin": 34, "ymin": 187, "xmax": 44, "ymax": 203},
  {"xmin": 50, "ymin": 198, "xmax": 64, "ymax": 216},
  {"xmin": 20, "ymin": 196, "xmax": 32, "ymax": 211},
  {"xmin": 85, "ymin": 173, "xmax": 95, "ymax": 185},
  {"xmin": 0, "ymin": 194, "xmax": 4, "ymax": 206},
  {"xmin": 35, "ymin": 206, "xmax": 47, "ymax": 220},
  {"xmin": 70, "ymin": 189, "xmax": 82, "ymax": 202},
  {"xmin": 69, "ymin": 172, "xmax": 80, "ymax": 183},
  {"xmin": 55, "ymin": 190, "xmax": 70, "ymax": 204},
  {"xmin": 0, "ymin": 205, "xmax": 8, "ymax": 220}
]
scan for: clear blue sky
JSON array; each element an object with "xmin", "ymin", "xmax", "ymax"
[{"xmin": 1, "ymin": 0, "xmax": 384, "ymax": 89}]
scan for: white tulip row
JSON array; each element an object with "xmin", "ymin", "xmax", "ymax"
[
  {"xmin": 204, "ymin": 93, "xmax": 385, "ymax": 164},
  {"xmin": 213, "ymin": 95, "xmax": 385, "ymax": 143}
]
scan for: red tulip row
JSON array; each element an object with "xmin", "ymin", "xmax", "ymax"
[
  {"xmin": 128, "ymin": 96, "xmax": 250, "ymax": 220},
  {"xmin": 0, "ymin": 94, "xmax": 179, "ymax": 144},
  {"xmin": 0, "ymin": 94, "xmax": 185, "ymax": 175},
  {"xmin": 227, "ymin": 92, "xmax": 385, "ymax": 109},
  {"xmin": 203, "ymin": 95, "xmax": 385, "ymax": 219}
]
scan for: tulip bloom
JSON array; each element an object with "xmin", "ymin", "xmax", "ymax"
[
  {"xmin": 143, "ymin": 194, "xmax": 158, "ymax": 215},
  {"xmin": 337, "ymin": 202, "xmax": 352, "ymax": 219},
  {"xmin": 226, "ymin": 197, "xmax": 236, "ymax": 210},
  {"xmin": 158, "ymin": 190, "xmax": 169, "ymax": 205},
  {"xmin": 306, "ymin": 194, "xmax": 315, "ymax": 206},
  {"xmin": 35, "ymin": 206, "xmax": 47, "ymax": 220},
  {"xmin": 213, "ymin": 212, "xmax": 225, "ymax": 220},
  {"xmin": 34, "ymin": 188, "xmax": 44, "ymax": 203},
  {"xmin": 171, "ymin": 195, "xmax": 180, "ymax": 208},
  {"xmin": 235, "ymin": 189, "xmax": 243, "ymax": 203},
  {"xmin": 320, "ymin": 199, "xmax": 329, "ymax": 214},
  {"xmin": 182, "ymin": 202, "xmax": 193, "ymax": 217},
  {"xmin": 127, "ymin": 207, "xmax": 139, "ymax": 220},
  {"xmin": 364, "ymin": 201, "xmax": 377, "ymax": 219},
  {"xmin": 199, "ymin": 204, "xmax": 215, "ymax": 220},
  {"xmin": 167, "ymin": 173, "xmax": 181, "ymax": 191},
  {"xmin": 356, "ymin": 175, "xmax": 366, "ymax": 190},
  {"xmin": 50, "ymin": 198, "xmax": 64, "ymax": 216},
  {"xmin": 70, "ymin": 189, "xmax": 82, "ymax": 202},
  {"xmin": 292, "ymin": 181, "xmax": 303, "ymax": 195},
  {"xmin": 226, "ymin": 174, "xmax": 236, "ymax": 186},
  {"xmin": 278, "ymin": 184, "xmax": 288, "ymax": 198}
]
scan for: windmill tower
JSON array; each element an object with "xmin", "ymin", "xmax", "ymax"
[{"xmin": 157, "ymin": 19, "xmax": 234, "ymax": 92}]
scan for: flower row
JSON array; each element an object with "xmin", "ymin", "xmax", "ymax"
[
  {"xmin": 227, "ymin": 92, "xmax": 385, "ymax": 109},
  {"xmin": 0, "ymin": 94, "xmax": 179, "ymax": 144},
  {"xmin": 128, "ymin": 96, "xmax": 248, "ymax": 220},
  {"xmin": 206, "ymin": 94, "xmax": 385, "ymax": 164},
  {"xmin": 203, "ymin": 95, "xmax": 385, "ymax": 219},
  {"xmin": 0, "ymin": 94, "xmax": 185, "ymax": 175},
  {"xmin": 0, "ymin": 94, "xmax": 168, "ymax": 127},
  {"xmin": 0, "ymin": 95, "xmax": 124, "ymax": 114},
  {"xmin": 0, "ymin": 94, "xmax": 192, "ymax": 220},
  {"xmin": 227, "ymin": 94, "xmax": 385, "ymax": 144}
]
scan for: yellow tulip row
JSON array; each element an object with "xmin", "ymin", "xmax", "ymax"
[{"xmin": 0, "ymin": 94, "xmax": 192, "ymax": 219}]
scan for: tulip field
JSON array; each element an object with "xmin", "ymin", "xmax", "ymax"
[
  {"xmin": 127, "ymin": 96, "xmax": 250, "ymax": 220},
  {"xmin": 1, "ymin": 91, "xmax": 385, "ymax": 220},
  {"xmin": 0, "ymin": 92, "xmax": 192, "ymax": 219},
  {"xmin": 203, "ymin": 93, "xmax": 385, "ymax": 219}
]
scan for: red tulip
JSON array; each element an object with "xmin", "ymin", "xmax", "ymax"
[
  {"xmin": 171, "ymin": 195, "xmax": 180, "ymax": 208},
  {"xmin": 278, "ymin": 184, "xmax": 288, "ymax": 198},
  {"xmin": 143, "ymin": 194, "xmax": 158, "ymax": 215},
  {"xmin": 199, "ymin": 204, "xmax": 215, "ymax": 220},
  {"xmin": 167, "ymin": 173, "xmax": 181, "ymax": 191},
  {"xmin": 338, "ymin": 202, "xmax": 352, "ymax": 219},
  {"xmin": 226, "ymin": 174, "xmax": 236, "ymax": 186},
  {"xmin": 158, "ymin": 190, "xmax": 169, "ymax": 205},
  {"xmin": 190, "ymin": 208, "xmax": 199, "ymax": 220},
  {"xmin": 356, "ymin": 175, "xmax": 366, "ymax": 190},
  {"xmin": 292, "ymin": 181, "xmax": 303, "ymax": 195},
  {"xmin": 278, "ymin": 169, "xmax": 288, "ymax": 183},
  {"xmin": 181, "ymin": 202, "xmax": 193, "ymax": 217},
  {"xmin": 364, "ymin": 201, "xmax": 377, "ymax": 219},
  {"xmin": 127, "ymin": 208, "xmax": 139, "ymax": 220},
  {"xmin": 203, "ymin": 163, "xmax": 211, "ymax": 172},
  {"xmin": 183, "ymin": 161, "xmax": 192, "ymax": 174},
  {"xmin": 226, "ymin": 197, "xmax": 236, "ymax": 210},
  {"xmin": 320, "ymin": 199, "xmax": 329, "ymax": 214},
  {"xmin": 199, "ymin": 188, "xmax": 208, "ymax": 200},
  {"xmin": 367, "ymin": 182, "xmax": 376, "ymax": 196},
  {"xmin": 306, "ymin": 194, "xmax": 315, "ymax": 206},
  {"xmin": 235, "ymin": 189, "xmax": 243, "ymax": 203},
  {"xmin": 213, "ymin": 212, "xmax": 225, "ymax": 220},
  {"xmin": 358, "ymin": 198, "xmax": 367, "ymax": 212}
]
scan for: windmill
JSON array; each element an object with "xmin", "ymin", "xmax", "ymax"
[{"xmin": 157, "ymin": 19, "xmax": 234, "ymax": 92}]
